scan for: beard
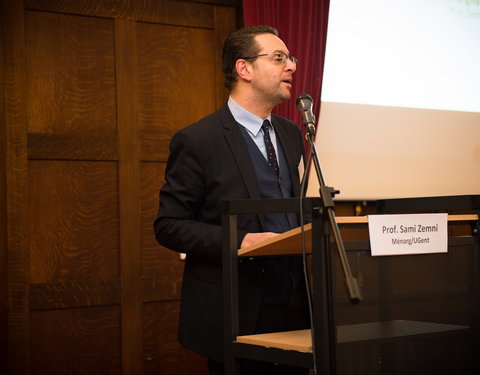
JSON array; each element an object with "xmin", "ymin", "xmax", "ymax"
[{"xmin": 253, "ymin": 81, "xmax": 292, "ymax": 107}]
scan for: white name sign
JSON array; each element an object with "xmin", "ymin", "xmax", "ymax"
[{"xmin": 368, "ymin": 213, "xmax": 448, "ymax": 256}]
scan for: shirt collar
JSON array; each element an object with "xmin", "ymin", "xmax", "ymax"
[{"xmin": 228, "ymin": 96, "xmax": 272, "ymax": 136}]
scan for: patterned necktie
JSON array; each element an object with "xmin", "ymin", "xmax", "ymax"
[{"xmin": 261, "ymin": 119, "xmax": 279, "ymax": 176}]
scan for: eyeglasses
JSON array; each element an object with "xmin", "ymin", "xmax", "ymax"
[{"xmin": 242, "ymin": 51, "xmax": 298, "ymax": 65}]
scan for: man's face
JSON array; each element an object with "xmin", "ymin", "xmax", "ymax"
[{"xmin": 248, "ymin": 33, "xmax": 297, "ymax": 106}]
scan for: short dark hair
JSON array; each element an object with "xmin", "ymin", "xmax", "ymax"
[{"xmin": 222, "ymin": 25, "xmax": 279, "ymax": 90}]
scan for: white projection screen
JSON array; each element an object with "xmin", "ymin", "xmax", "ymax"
[{"xmin": 307, "ymin": 0, "xmax": 480, "ymax": 201}]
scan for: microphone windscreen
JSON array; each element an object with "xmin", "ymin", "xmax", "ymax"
[{"xmin": 296, "ymin": 93, "xmax": 313, "ymax": 112}]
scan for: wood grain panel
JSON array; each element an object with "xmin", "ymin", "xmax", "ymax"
[
  {"xmin": 143, "ymin": 301, "xmax": 209, "ymax": 375},
  {"xmin": 28, "ymin": 133, "xmax": 118, "ymax": 160},
  {"xmin": 141, "ymin": 162, "xmax": 184, "ymax": 287},
  {"xmin": 139, "ymin": 132, "xmax": 173, "ymax": 162},
  {"xmin": 136, "ymin": 23, "xmax": 217, "ymax": 161},
  {"xmin": 143, "ymin": 276, "xmax": 183, "ymax": 303},
  {"xmin": 25, "ymin": 10, "xmax": 116, "ymax": 136},
  {"xmin": 30, "ymin": 306, "xmax": 120, "ymax": 375},
  {"xmin": 28, "ymin": 160, "xmax": 119, "ymax": 284},
  {"xmin": 1, "ymin": 0, "xmax": 9, "ymax": 367},
  {"xmin": 114, "ymin": 18, "xmax": 144, "ymax": 375},
  {"xmin": 25, "ymin": 0, "xmax": 216, "ymax": 28},
  {"xmin": 213, "ymin": 6, "xmax": 237, "ymax": 107},
  {"xmin": 2, "ymin": 0, "xmax": 31, "ymax": 373},
  {"xmin": 27, "ymin": 277, "xmax": 187, "ymax": 310},
  {"xmin": 0, "ymin": 89, "xmax": 7, "ymax": 373},
  {"xmin": 28, "ymin": 276, "xmax": 187, "ymax": 311},
  {"xmin": 3, "ymin": 1, "xmax": 242, "ymax": 374},
  {"xmin": 30, "ymin": 279, "xmax": 120, "ymax": 311}
]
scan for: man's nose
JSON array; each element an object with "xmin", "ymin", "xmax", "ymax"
[{"xmin": 286, "ymin": 60, "xmax": 296, "ymax": 73}]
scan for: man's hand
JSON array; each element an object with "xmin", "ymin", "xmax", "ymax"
[{"xmin": 240, "ymin": 232, "xmax": 279, "ymax": 248}]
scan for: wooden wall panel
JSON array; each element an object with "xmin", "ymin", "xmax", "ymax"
[
  {"xmin": 25, "ymin": 10, "xmax": 118, "ymax": 161},
  {"xmin": 141, "ymin": 162, "xmax": 183, "ymax": 298},
  {"xmin": 136, "ymin": 23, "xmax": 217, "ymax": 161},
  {"xmin": 28, "ymin": 160, "xmax": 119, "ymax": 283},
  {"xmin": 25, "ymin": 11, "xmax": 116, "ymax": 136},
  {"xmin": 30, "ymin": 306, "xmax": 121, "ymax": 375},
  {"xmin": 213, "ymin": 6, "xmax": 237, "ymax": 106},
  {"xmin": 29, "ymin": 279, "xmax": 120, "ymax": 310},
  {"xmin": 25, "ymin": 0, "xmax": 218, "ymax": 28},
  {"xmin": 2, "ymin": 0, "xmax": 241, "ymax": 374},
  {"xmin": 143, "ymin": 301, "xmax": 208, "ymax": 375},
  {"xmin": 114, "ymin": 18, "xmax": 144, "ymax": 374},
  {"xmin": 2, "ymin": 0, "xmax": 31, "ymax": 373},
  {"xmin": 1, "ymin": 1, "xmax": 10, "ymax": 370}
]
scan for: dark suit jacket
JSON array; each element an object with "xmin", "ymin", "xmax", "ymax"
[{"xmin": 154, "ymin": 103, "xmax": 305, "ymax": 362}]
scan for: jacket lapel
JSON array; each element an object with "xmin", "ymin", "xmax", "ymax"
[{"xmin": 218, "ymin": 105, "xmax": 266, "ymax": 230}]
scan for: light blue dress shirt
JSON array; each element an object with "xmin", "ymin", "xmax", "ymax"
[{"xmin": 227, "ymin": 97, "xmax": 279, "ymax": 161}]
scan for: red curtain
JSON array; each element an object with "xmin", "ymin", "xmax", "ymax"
[{"xmin": 242, "ymin": 0, "xmax": 330, "ymax": 135}]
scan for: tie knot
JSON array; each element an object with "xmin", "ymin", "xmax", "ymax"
[{"xmin": 262, "ymin": 119, "xmax": 271, "ymax": 132}]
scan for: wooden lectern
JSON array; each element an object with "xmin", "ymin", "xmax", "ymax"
[{"xmin": 222, "ymin": 197, "xmax": 479, "ymax": 374}]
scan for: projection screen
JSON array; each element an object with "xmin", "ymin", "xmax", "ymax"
[{"xmin": 307, "ymin": 0, "xmax": 480, "ymax": 200}]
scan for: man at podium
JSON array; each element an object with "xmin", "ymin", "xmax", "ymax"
[{"xmin": 154, "ymin": 25, "xmax": 309, "ymax": 374}]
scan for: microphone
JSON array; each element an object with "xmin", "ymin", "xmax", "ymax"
[{"xmin": 296, "ymin": 93, "xmax": 316, "ymax": 135}]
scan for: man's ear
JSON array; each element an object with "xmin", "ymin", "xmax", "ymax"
[{"xmin": 235, "ymin": 59, "xmax": 252, "ymax": 82}]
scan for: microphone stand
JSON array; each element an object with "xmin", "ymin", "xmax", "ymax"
[{"xmin": 304, "ymin": 122, "xmax": 362, "ymax": 304}]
